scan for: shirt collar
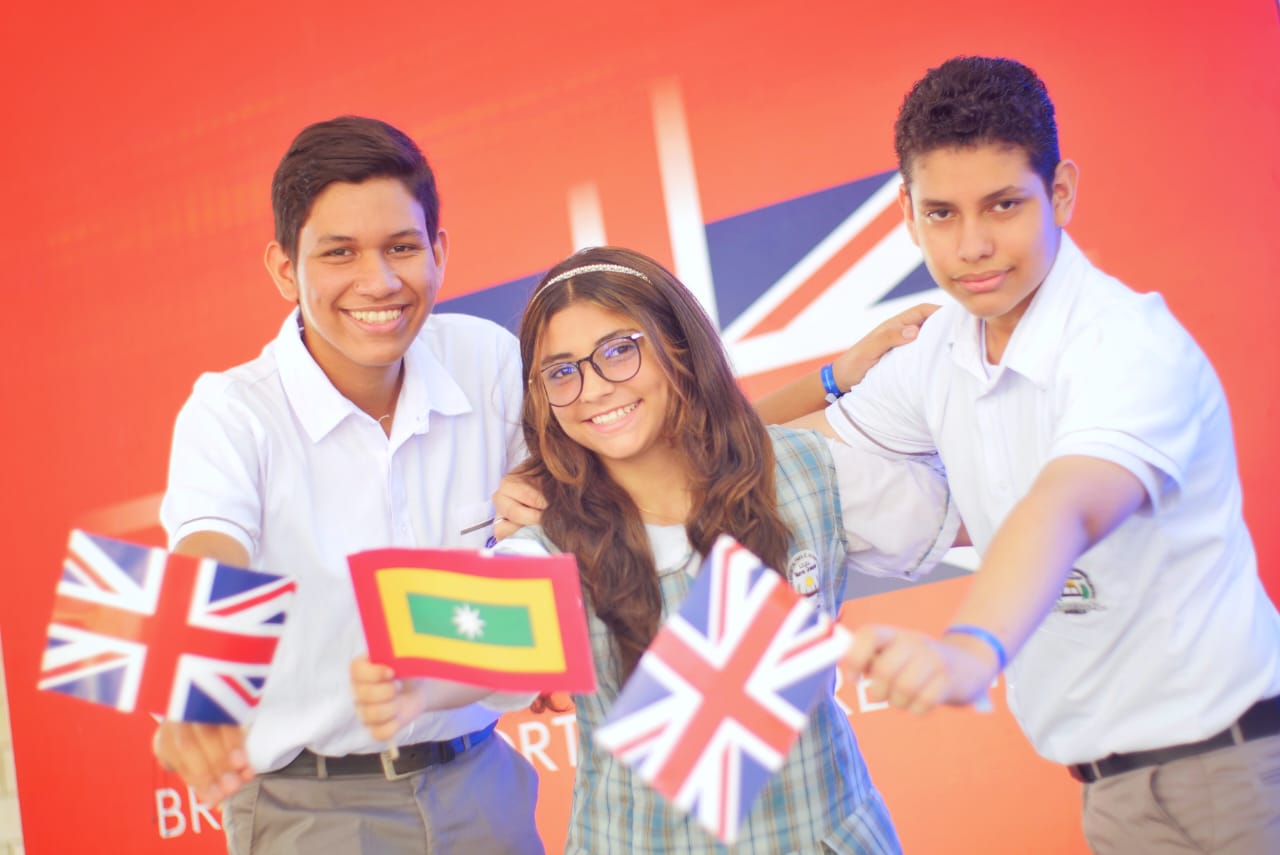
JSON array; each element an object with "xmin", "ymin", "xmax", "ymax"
[
  {"xmin": 275, "ymin": 309, "xmax": 474, "ymax": 443},
  {"xmin": 946, "ymin": 231, "xmax": 1085, "ymax": 389}
]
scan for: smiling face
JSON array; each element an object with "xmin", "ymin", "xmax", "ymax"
[
  {"xmin": 537, "ymin": 301, "xmax": 676, "ymax": 477},
  {"xmin": 265, "ymin": 175, "xmax": 448, "ymax": 399},
  {"xmin": 901, "ymin": 143, "xmax": 1077, "ymax": 356}
]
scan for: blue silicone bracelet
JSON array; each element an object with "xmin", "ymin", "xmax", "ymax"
[
  {"xmin": 945, "ymin": 624, "xmax": 1008, "ymax": 671},
  {"xmin": 820, "ymin": 363, "xmax": 842, "ymax": 399}
]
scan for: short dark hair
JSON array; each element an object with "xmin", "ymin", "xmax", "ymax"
[
  {"xmin": 894, "ymin": 56, "xmax": 1060, "ymax": 190},
  {"xmin": 270, "ymin": 116, "xmax": 440, "ymax": 259}
]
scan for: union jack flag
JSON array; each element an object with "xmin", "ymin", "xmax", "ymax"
[
  {"xmin": 39, "ymin": 529, "xmax": 297, "ymax": 723},
  {"xmin": 595, "ymin": 535, "xmax": 850, "ymax": 844}
]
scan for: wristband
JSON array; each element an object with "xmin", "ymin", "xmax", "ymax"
[
  {"xmin": 944, "ymin": 624, "xmax": 1008, "ymax": 671},
  {"xmin": 820, "ymin": 363, "xmax": 843, "ymax": 402}
]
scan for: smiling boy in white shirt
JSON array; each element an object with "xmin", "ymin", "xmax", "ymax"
[{"xmin": 152, "ymin": 116, "xmax": 542, "ymax": 855}]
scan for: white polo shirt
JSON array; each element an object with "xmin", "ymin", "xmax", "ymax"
[
  {"xmin": 161, "ymin": 309, "xmax": 524, "ymax": 771},
  {"xmin": 826, "ymin": 233, "xmax": 1280, "ymax": 764}
]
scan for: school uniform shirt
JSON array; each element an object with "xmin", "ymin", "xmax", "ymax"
[
  {"xmin": 501, "ymin": 426, "xmax": 958, "ymax": 855},
  {"xmin": 161, "ymin": 309, "xmax": 524, "ymax": 771},
  {"xmin": 826, "ymin": 232, "xmax": 1280, "ymax": 765}
]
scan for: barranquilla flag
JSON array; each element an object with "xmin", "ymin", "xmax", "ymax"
[{"xmin": 348, "ymin": 547, "xmax": 595, "ymax": 693}]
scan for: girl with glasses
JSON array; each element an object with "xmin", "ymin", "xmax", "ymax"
[{"xmin": 354, "ymin": 246, "xmax": 960, "ymax": 854}]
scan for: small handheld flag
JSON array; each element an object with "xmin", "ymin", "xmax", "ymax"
[
  {"xmin": 40, "ymin": 530, "xmax": 296, "ymax": 724},
  {"xmin": 348, "ymin": 547, "xmax": 595, "ymax": 694},
  {"xmin": 595, "ymin": 534, "xmax": 850, "ymax": 844}
]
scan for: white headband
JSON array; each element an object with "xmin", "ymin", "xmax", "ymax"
[{"xmin": 543, "ymin": 262, "xmax": 651, "ymax": 289}]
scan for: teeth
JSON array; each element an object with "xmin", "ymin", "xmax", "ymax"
[
  {"xmin": 591, "ymin": 402, "xmax": 639, "ymax": 425},
  {"xmin": 349, "ymin": 308, "xmax": 403, "ymax": 324}
]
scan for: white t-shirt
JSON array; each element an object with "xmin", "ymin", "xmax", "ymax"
[
  {"xmin": 161, "ymin": 310, "xmax": 524, "ymax": 771},
  {"xmin": 826, "ymin": 233, "xmax": 1280, "ymax": 764}
]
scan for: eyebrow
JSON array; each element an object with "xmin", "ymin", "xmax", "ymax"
[
  {"xmin": 540, "ymin": 328, "xmax": 636, "ymax": 366},
  {"xmin": 315, "ymin": 228, "xmax": 427, "ymax": 245},
  {"xmin": 917, "ymin": 185, "xmax": 1025, "ymax": 208}
]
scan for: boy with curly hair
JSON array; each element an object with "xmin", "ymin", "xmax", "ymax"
[{"xmin": 814, "ymin": 56, "xmax": 1280, "ymax": 852}]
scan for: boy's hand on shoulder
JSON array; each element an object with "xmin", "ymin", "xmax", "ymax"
[
  {"xmin": 845, "ymin": 624, "xmax": 998, "ymax": 714},
  {"xmin": 832, "ymin": 303, "xmax": 938, "ymax": 390},
  {"xmin": 152, "ymin": 720, "xmax": 253, "ymax": 808}
]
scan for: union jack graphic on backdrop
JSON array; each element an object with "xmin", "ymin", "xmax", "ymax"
[
  {"xmin": 595, "ymin": 535, "xmax": 850, "ymax": 844},
  {"xmin": 39, "ymin": 529, "xmax": 296, "ymax": 723},
  {"xmin": 442, "ymin": 168, "xmax": 941, "ymax": 382}
]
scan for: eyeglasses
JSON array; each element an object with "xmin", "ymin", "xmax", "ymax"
[{"xmin": 539, "ymin": 333, "xmax": 645, "ymax": 407}]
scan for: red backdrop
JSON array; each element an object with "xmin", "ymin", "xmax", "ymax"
[{"xmin": 2, "ymin": 1, "xmax": 1278, "ymax": 852}]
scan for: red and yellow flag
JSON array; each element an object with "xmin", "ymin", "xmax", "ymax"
[{"xmin": 349, "ymin": 547, "xmax": 595, "ymax": 693}]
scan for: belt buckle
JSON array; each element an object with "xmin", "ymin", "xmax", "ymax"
[{"xmin": 380, "ymin": 748, "xmax": 418, "ymax": 781}]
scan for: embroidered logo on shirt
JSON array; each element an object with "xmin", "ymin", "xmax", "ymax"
[
  {"xmin": 786, "ymin": 550, "xmax": 820, "ymax": 597},
  {"xmin": 1055, "ymin": 568, "xmax": 1102, "ymax": 614}
]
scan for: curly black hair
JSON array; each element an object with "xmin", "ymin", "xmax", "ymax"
[{"xmin": 894, "ymin": 56, "xmax": 1059, "ymax": 190}]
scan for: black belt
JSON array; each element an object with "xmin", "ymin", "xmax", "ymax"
[
  {"xmin": 271, "ymin": 721, "xmax": 497, "ymax": 781},
  {"xmin": 1069, "ymin": 696, "xmax": 1280, "ymax": 783}
]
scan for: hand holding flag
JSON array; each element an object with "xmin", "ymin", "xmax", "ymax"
[
  {"xmin": 844, "ymin": 623, "xmax": 998, "ymax": 714},
  {"xmin": 595, "ymin": 534, "xmax": 850, "ymax": 845},
  {"xmin": 152, "ymin": 719, "xmax": 254, "ymax": 808},
  {"xmin": 40, "ymin": 530, "xmax": 297, "ymax": 724},
  {"xmin": 348, "ymin": 547, "xmax": 595, "ymax": 693}
]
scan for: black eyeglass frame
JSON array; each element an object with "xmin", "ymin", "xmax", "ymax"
[{"xmin": 539, "ymin": 332, "xmax": 646, "ymax": 407}]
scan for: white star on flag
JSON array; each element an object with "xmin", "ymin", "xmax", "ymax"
[{"xmin": 451, "ymin": 604, "xmax": 485, "ymax": 639}]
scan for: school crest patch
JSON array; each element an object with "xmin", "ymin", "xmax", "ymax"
[
  {"xmin": 786, "ymin": 549, "xmax": 820, "ymax": 597},
  {"xmin": 1055, "ymin": 568, "xmax": 1102, "ymax": 615}
]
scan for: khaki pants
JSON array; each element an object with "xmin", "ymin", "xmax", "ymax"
[
  {"xmin": 223, "ymin": 734, "xmax": 544, "ymax": 855},
  {"xmin": 1081, "ymin": 732, "xmax": 1280, "ymax": 854}
]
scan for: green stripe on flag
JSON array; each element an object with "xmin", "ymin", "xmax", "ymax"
[{"xmin": 406, "ymin": 594, "xmax": 536, "ymax": 646}]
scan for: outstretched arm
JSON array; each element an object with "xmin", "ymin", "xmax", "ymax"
[
  {"xmin": 754, "ymin": 303, "xmax": 938, "ymax": 425},
  {"xmin": 848, "ymin": 455, "xmax": 1147, "ymax": 713},
  {"xmin": 152, "ymin": 531, "xmax": 255, "ymax": 806}
]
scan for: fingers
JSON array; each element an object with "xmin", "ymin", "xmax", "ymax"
[
  {"xmin": 849, "ymin": 626, "xmax": 1000, "ymax": 714},
  {"xmin": 493, "ymin": 473, "xmax": 547, "ymax": 529},
  {"xmin": 218, "ymin": 725, "xmax": 255, "ymax": 787},
  {"xmin": 872, "ymin": 303, "xmax": 938, "ymax": 347},
  {"xmin": 832, "ymin": 306, "xmax": 936, "ymax": 389},
  {"xmin": 876, "ymin": 639, "xmax": 945, "ymax": 713},
  {"xmin": 350, "ymin": 655, "xmax": 395, "ymax": 689},
  {"xmin": 492, "ymin": 517, "xmax": 521, "ymax": 543},
  {"xmin": 848, "ymin": 627, "xmax": 949, "ymax": 714},
  {"xmin": 349, "ymin": 659, "xmax": 437, "ymax": 741},
  {"xmin": 906, "ymin": 671, "xmax": 950, "ymax": 715},
  {"xmin": 895, "ymin": 302, "xmax": 941, "ymax": 329},
  {"xmin": 153, "ymin": 721, "xmax": 250, "ymax": 808},
  {"xmin": 349, "ymin": 657, "xmax": 405, "ymax": 740},
  {"xmin": 494, "ymin": 473, "xmax": 548, "ymax": 510},
  {"xmin": 493, "ymin": 497, "xmax": 543, "ymax": 529},
  {"xmin": 844, "ymin": 624, "xmax": 895, "ymax": 676},
  {"xmin": 529, "ymin": 692, "xmax": 572, "ymax": 715}
]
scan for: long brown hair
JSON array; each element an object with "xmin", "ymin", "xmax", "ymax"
[{"xmin": 516, "ymin": 247, "xmax": 791, "ymax": 679}]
